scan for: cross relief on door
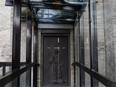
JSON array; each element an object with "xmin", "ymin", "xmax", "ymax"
[
  {"xmin": 43, "ymin": 36, "xmax": 69, "ymax": 86},
  {"xmin": 47, "ymin": 38, "xmax": 66, "ymax": 50},
  {"xmin": 47, "ymin": 38, "xmax": 66, "ymax": 84}
]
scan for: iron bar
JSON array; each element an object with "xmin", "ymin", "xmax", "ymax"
[
  {"xmin": 79, "ymin": 14, "xmax": 85, "ymax": 87},
  {"xmin": 2, "ymin": 66, "xmax": 6, "ymax": 76},
  {"xmin": 12, "ymin": 0, "xmax": 21, "ymax": 87},
  {"xmin": 33, "ymin": 25, "xmax": 38, "ymax": 87},
  {"xmin": 0, "ymin": 62, "xmax": 27, "ymax": 66},
  {"xmin": 91, "ymin": 0, "xmax": 98, "ymax": 87},
  {"xmin": 26, "ymin": 9, "xmax": 32, "ymax": 87},
  {"xmin": 88, "ymin": 0, "xmax": 98, "ymax": 86},
  {"xmin": 73, "ymin": 24, "xmax": 76, "ymax": 87}
]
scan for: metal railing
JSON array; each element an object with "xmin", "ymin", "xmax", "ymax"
[
  {"xmin": 0, "ymin": 62, "xmax": 36, "ymax": 87},
  {"xmin": 0, "ymin": 62, "xmax": 27, "ymax": 76},
  {"xmin": 72, "ymin": 62, "xmax": 116, "ymax": 87}
]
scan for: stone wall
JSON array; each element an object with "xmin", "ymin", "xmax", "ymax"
[
  {"xmin": 0, "ymin": 0, "xmax": 12, "ymax": 62},
  {"xmin": 0, "ymin": 1, "xmax": 27, "ymax": 63},
  {"xmin": 112, "ymin": 0, "xmax": 116, "ymax": 81},
  {"xmin": 103, "ymin": 0, "xmax": 116, "ymax": 81}
]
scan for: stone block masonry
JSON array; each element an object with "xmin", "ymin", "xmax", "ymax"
[{"xmin": 0, "ymin": 0, "xmax": 12, "ymax": 62}]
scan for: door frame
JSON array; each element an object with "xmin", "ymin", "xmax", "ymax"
[{"xmin": 41, "ymin": 30, "xmax": 71, "ymax": 87}]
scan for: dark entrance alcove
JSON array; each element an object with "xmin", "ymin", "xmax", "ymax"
[{"xmin": 42, "ymin": 34, "xmax": 70, "ymax": 87}]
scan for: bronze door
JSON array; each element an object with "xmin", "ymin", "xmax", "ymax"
[{"xmin": 43, "ymin": 36, "xmax": 69, "ymax": 87}]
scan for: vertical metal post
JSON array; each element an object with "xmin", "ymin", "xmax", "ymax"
[
  {"xmin": 33, "ymin": 25, "xmax": 38, "ymax": 87},
  {"xmin": 26, "ymin": 9, "xmax": 32, "ymax": 87},
  {"xmin": 79, "ymin": 13, "xmax": 85, "ymax": 87},
  {"xmin": 88, "ymin": 0, "xmax": 98, "ymax": 87},
  {"xmin": 2, "ymin": 66, "xmax": 5, "ymax": 76},
  {"xmin": 73, "ymin": 24, "xmax": 76, "ymax": 87},
  {"xmin": 3, "ymin": 66, "xmax": 5, "ymax": 87},
  {"xmin": 12, "ymin": 0, "xmax": 21, "ymax": 87},
  {"xmin": 92, "ymin": 0, "xmax": 98, "ymax": 87}
]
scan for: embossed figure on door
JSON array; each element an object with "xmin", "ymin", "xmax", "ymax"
[{"xmin": 43, "ymin": 36, "xmax": 69, "ymax": 87}]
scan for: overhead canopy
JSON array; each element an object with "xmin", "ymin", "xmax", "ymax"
[
  {"xmin": 29, "ymin": 0, "xmax": 87, "ymax": 11},
  {"xmin": 5, "ymin": 0, "xmax": 87, "ymax": 24}
]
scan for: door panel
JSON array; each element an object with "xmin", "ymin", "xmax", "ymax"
[{"xmin": 43, "ymin": 36, "xmax": 69, "ymax": 87}]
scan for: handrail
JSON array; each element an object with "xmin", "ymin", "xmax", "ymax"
[
  {"xmin": 0, "ymin": 63, "xmax": 35, "ymax": 87},
  {"xmin": 0, "ymin": 62, "xmax": 27, "ymax": 66},
  {"xmin": 72, "ymin": 62, "xmax": 116, "ymax": 87}
]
